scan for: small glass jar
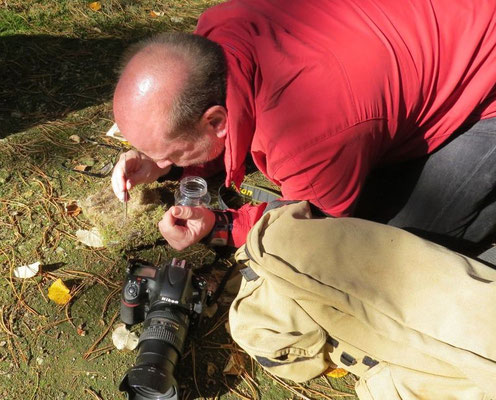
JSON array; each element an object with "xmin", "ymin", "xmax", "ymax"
[{"xmin": 174, "ymin": 176, "xmax": 211, "ymax": 207}]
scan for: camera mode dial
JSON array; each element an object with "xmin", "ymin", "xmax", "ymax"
[{"xmin": 124, "ymin": 280, "xmax": 142, "ymax": 302}]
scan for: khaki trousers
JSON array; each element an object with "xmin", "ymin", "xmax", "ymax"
[{"xmin": 229, "ymin": 202, "xmax": 496, "ymax": 400}]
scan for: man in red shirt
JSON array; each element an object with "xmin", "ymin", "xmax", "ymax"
[{"xmin": 112, "ymin": 0, "xmax": 496, "ymax": 252}]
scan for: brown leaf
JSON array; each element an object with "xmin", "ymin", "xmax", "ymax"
[
  {"xmin": 65, "ymin": 203, "xmax": 81, "ymax": 217},
  {"xmin": 223, "ymin": 353, "xmax": 245, "ymax": 376},
  {"xmin": 77, "ymin": 324, "xmax": 87, "ymax": 337}
]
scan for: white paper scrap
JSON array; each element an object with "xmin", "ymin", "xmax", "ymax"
[
  {"xmin": 76, "ymin": 228, "xmax": 104, "ymax": 248},
  {"xmin": 14, "ymin": 262, "xmax": 41, "ymax": 279},
  {"xmin": 112, "ymin": 323, "xmax": 139, "ymax": 351},
  {"xmin": 105, "ymin": 122, "xmax": 126, "ymax": 142}
]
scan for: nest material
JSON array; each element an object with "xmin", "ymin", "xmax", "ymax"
[{"xmin": 79, "ymin": 181, "xmax": 178, "ymax": 249}]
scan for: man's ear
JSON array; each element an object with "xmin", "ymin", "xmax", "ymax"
[{"xmin": 201, "ymin": 105, "xmax": 228, "ymax": 138}]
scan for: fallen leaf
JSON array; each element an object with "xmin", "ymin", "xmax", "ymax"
[
  {"xmin": 88, "ymin": 1, "xmax": 101, "ymax": 11},
  {"xmin": 69, "ymin": 135, "xmax": 81, "ymax": 143},
  {"xmin": 105, "ymin": 122, "xmax": 128, "ymax": 143},
  {"xmin": 112, "ymin": 323, "xmax": 139, "ymax": 350},
  {"xmin": 325, "ymin": 367, "xmax": 348, "ymax": 378},
  {"xmin": 149, "ymin": 10, "xmax": 165, "ymax": 18},
  {"xmin": 170, "ymin": 16, "xmax": 184, "ymax": 23},
  {"xmin": 77, "ymin": 323, "xmax": 87, "ymax": 336},
  {"xmin": 76, "ymin": 228, "xmax": 104, "ymax": 247},
  {"xmin": 223, "ymin": 353, "xmax": 244, "ymax": 376},
  {"xmin": 65, "ymin": 203, "xmax": 81, "ymax": 217},
  {"xmin": 14, "ymin": 262, "xmax": 40, "ymax": 279},
  {"xmin": 73, "ymin": 164, "xmax": 89, "ymax": 172},
  {"xmin": 48, "ymin": 279, "xmax": 72, "ymax": 305}
]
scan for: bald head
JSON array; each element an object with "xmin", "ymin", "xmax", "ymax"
[
  {"xmin": 113, "ymin": 44, "xmax": 189, "ymax": 147},
  {"xmin": 113, "ymin": 32, "xmax": 227, "ymax": 153}
]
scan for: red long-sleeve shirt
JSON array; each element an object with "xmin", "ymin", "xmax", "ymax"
[{"xmin": 192, "ymin": 0, "xmax": 496, "ymax": 247}]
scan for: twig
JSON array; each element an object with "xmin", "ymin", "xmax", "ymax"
[
  {"xmin": 240, "ymin": 371, "xmax": 259, "ymax": 400},
  {"xmin": 0, "ymin": 247, "xmax": 40, "ymax": 317},
  {"xmin": 202, "ymin": 309, "xmax": 229, "ymax": 338},
  {"xmin": 36, "ymin": 318, "xmax": 72, "ymax": 333},
  {"xmin": 83, "ymin": 311, "xmax": 118, "ymax": 359},
  {"xmin": 12, "ymin": 336, "xmax": 28, "ymax": 364},
  {"xmin": 309, "ymin": 383, "xmax": 356, "ymax": 398},
  {"xmin": 47, "ymin": 269, "xmax": 118, "ymax": 289},
  {"xmin": 6, "ymin": 337, "xmax": 19, "ymax": 368},
  {"xmin": 191, "ymin": 344, "xmax": 203, "ymax": 399},
  {"xmin": 36, "ymin": 281, "xmax": 49, "ymax": 303},
  {"xmin": 0, "ymin": 306, "xmax": 17, "ymax": 336},
  {"xmin": 64, "ymin": 302, "xmax": 77, "ymax": 330},
  {"xmin": 100, "ymin": 287, "xmax": 120, "ymax": 320},
  {"xmin": 85, "ymin": 345, "xmax": 114, "ymax": 362},
  {"xmin": 28, "ymin": 370, "xmax": 40, "ymax": 400},
  {"xmin": 84, "ymin": 388, "xmax": 103, "ymax": 400},
  {"xmin": 264, "ymin": 371, "xmax": 312, "ymax": 400},
  {"xmin": 221, "ymin": 378, "xmax": 252, "ymax": 400}
]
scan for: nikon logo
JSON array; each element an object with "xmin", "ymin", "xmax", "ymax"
[
  {"xmin": 240, "ymin": 188, "xmax": 253, "ymax": 197},
  {"xmin": 161, "ymin": 297, "xmax": 179, "ymax": 304}
]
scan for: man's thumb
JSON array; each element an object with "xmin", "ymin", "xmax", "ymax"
[
  {"xmin": 172, "ymin": 206, "xmax": 191, "ymax": 219},
  {"xmin": 171, "ymin": 206, "xmax": 203, "ymax": 220}
]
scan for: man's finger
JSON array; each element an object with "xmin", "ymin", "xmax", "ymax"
[
  {"xmin": 158, "ymin": 213, "xmax": 194, "ymax": 250},
  {"xmin": 111, "ymin": 162, "xmax": 127, "ymax": 201}
]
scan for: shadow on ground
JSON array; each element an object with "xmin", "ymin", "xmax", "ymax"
[{"xmin": 0, "ymin": 34, "xmax": 130, "ymax": 138}]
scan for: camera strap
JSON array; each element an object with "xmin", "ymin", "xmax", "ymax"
[{"xmin": 217, "ymin": 182, "xmax": 281, "ymax": 210}]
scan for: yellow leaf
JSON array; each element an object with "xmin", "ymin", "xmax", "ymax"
[
  {"xmin": 149, "ymin": 10, "xmax": 165, "ymax": 18},
  {"xmin": 88, "ymin": 2, "xmax": 102, "ymax": 11},
  {"xmin": 48, "ymin": 279, "xmax": 72, "ymax": 305},
  {"xmin": 325, "ymin": 367, "xmax": 348, "ymax": 378},
  {"xmin": 73, "ymin": 164, "xmax": 89, "ymax": 172}
]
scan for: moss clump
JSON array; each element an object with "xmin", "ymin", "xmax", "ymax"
[{"xmin": 79, "ymin": 181, "xmax": 179, "ymax": 251}]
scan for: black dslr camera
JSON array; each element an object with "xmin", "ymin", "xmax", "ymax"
[{"xmin": 119, "ymin": 258, "xmax": 208, "ymax": 400}]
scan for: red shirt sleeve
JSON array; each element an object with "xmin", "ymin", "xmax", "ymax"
[{"xmin": 227, "ymin": 202, "xmax": 267, "ymax": 247}]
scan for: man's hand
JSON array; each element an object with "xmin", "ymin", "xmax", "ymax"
[
  {"xmin": 111, "ymin": 150, "xmax": 171, "ymax": 202},
  {"xmin": 158, "ymin": 206, "xmax": 216, "ymax": 250}
]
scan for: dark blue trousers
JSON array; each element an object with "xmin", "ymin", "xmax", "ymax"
[{"xmin": 355, "ymin": 118, "xmax": 496, "ymax": 253}]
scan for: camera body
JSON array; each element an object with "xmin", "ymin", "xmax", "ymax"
[{"xmin": 119, "ymin": 258, "xmax": 207, "ymax": 400}]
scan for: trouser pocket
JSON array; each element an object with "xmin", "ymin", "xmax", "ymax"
[{"xmin": 229, "ymin": 275, "xmax": 329, "ymax": 382}]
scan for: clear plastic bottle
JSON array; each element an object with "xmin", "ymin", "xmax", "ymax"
[{"xmin": 174, "ymin": 176, "xmax": 211, "ymax": 207}]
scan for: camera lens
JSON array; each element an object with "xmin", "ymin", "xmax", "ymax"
[{"xmin": 120, "ymin": 309, "xmax": 189, "ymax": 400}]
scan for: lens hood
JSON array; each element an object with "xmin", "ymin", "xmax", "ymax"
[{"xmin": 119, "ymin": 365, "xmax": 178, "ymax": 400}]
